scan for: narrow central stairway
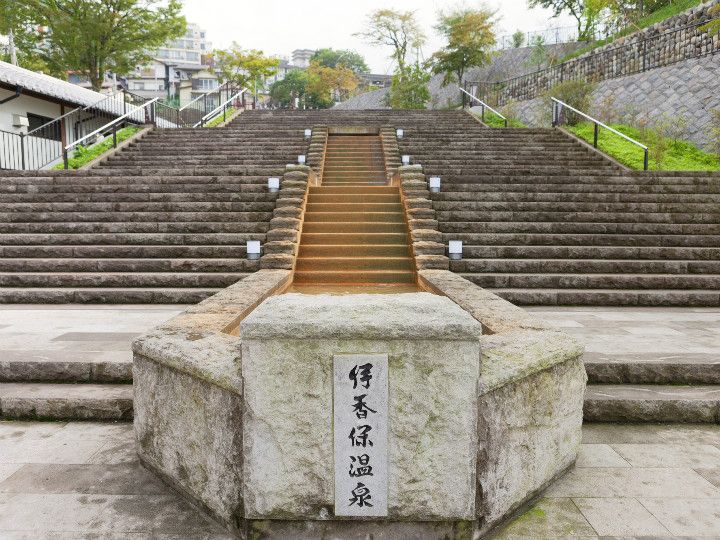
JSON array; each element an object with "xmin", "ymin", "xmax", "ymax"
[{"xmin": 294, "ymin": 134, "xmax": 415, "ymax": 286}]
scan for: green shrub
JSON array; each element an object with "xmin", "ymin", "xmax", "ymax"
[
  {"xmin": 710, "ymin": 109, "xmax": 720, "ymax": 158},
  {"xmin": 53, "ymin": 126, "xmax": 140, "ymax": 169},
  {"xmin": 547, "ymin": 79, "xmax": 596, "ymax": 126}
]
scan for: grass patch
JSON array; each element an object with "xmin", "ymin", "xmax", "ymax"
[
  {"xmin": 204, "ymin": 107, "xmax": 236, "ymax": 128},
  {"xmin": 54, "ymin": 126, "xmax": 141, "ymax": 170},
  {"xmin": 566, "ymin": 121, "xmax": 720, "ymax": 171},
  {"xmin": 474, "ymin": 109, "xmax": 527, "ymax": 128},
  {"xmin": 562, "ymin": 0, "xmax": 702, "ymax": 61}
]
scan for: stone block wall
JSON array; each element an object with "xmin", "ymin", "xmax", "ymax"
[{"xmin": 511, "ymin": 53, "xmax": 720, "ymax": 150}]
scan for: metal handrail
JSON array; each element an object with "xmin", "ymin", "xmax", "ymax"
[
  {"xmin": 194, "ymin": 88, "xmax": 247, "ymax": 128},
  {"xmin": 459, "ymin": 87, "xmax": 508, "ymax": 127},
  {"xmin": 179, "ymin": 81, "xmax": 231, "ymax": 111},
  {"xmin": 66, "ymin": 98, "xmax": 158, "ymax": 152},
  {"xmin": 551, "ymin": 97, "xmax": 649, "ymax": 170}
]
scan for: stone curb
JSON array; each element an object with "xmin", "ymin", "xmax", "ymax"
[{"xmin": 82, "ymin": 125, "xmax": 154, "ymax": 170}]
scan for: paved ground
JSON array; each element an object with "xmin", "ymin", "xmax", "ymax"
[
  {"xmin": 526, "ymin": 306, "xmax": 720, "ymax": 364},
  {"xmin": 0, "ymin": 421, "xmax": 717, "ymax": 538}
]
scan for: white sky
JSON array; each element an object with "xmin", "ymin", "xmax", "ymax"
[{"xmin": 181, "ymin": 0, "xmax": 576, "ymax": 74}]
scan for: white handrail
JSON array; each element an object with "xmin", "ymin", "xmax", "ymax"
[
  {"xmin": 550, "ymin": 97, "xmax": 647, "ymax": 150},
  {"xmin": 179, "ymin": 81, "xmax": 231, "ymax": 111},
  {"xmin": 193, "ymin": 88, "xmax": 247, "ymax": 127},
  {"xmin": 459, "ymin": 87, "xmax": 508, "ymax": 126},
  {"xmin": 65, "ymin": 98, "xmax": 159, "ymax": 152}
]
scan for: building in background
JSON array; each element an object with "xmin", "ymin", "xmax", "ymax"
[{"xmin": 291, "ymin": 49, "xmax": 315, "ymax": 69}]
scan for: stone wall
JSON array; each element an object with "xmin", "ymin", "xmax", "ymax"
[{"xmin": 511, "ymin": 53, "xmax": 720, "ymax": 150}]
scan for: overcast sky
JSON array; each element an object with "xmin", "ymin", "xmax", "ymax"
[{"xmin": 181, "ymin": 0, "xmax": 576, "ymax": 74}]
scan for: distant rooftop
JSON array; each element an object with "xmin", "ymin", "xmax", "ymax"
[{"xmin": 0, "ymin": 60, "xmax": 107, "ymax": 108}]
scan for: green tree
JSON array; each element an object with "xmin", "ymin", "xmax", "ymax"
[
  {"xmin": 215, "ymin": 43, "xmax": 280, "ymax": 103},
  {"xmin": 356, "ymin": 9, "xmax": 426, "ymax": 75},
  {"xmin": 527, "ymin": 35, "xmax": 548, "ymax": 70},
  {"xmin": 430, "ymin": 6, "xmax": 496, "ymax": 86},
  {"xmin": 512, "ymin": 30, "xmax": 526, "ymax": 48},
  {"xmin": 0, "ymin": 0, "xmax": 34, "ymax": 65},
  {"xmin": 527, "ymin": 0, "xmax": 609, "ymax": 41},
  {"xmin": 25, "ymin": 0, "xmax": 186, "ymax": 91},
  {"xmin": 310, "ymin": 48, "xmax": 369, "ymax": 74},
  {"xmin": 386, "ymin": 64, "xmax": 431, "ymax": 109},
  {"xmin": 269, "ymin": 69, "xmax": 309, "ymax": 108},
  {"xmin": 306, "ymin": 61, "xmax": 359, "ymax": 108}
]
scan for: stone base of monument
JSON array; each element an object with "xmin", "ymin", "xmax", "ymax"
[{"xmin": 133, "ymin": 269, "xmax": 585, "ymax": 539}]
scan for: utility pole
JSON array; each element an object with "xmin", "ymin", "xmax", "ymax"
[{"xmin": 8, "ymin": 29, "xmax": 17, "ymax": 66}]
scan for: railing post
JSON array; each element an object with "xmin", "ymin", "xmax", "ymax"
[
  {"xmin": 593, "ymin": 122, "xmax": 599, "ymax": 148},
  {"xmin": 481, "ymin": 104, "xmax": 485, "ymax": 123},
  {"xmin": 113, "ymin": 123, "xmax": 118, "ymax": 148},
  {"xmin": 63, "ymin": 148, "xmax": 69, "ymax": 170},
  {"xmin": 644, "ymin": 148, "xmax": 649, "ymax": 171},
  {"xmin": 19, "ymin": 133, "xmax": 26, "ymax": 170}
]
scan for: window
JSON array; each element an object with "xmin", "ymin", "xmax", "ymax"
[
  {"xmin": 27, "ymin": 113, "xmax": 60, "ymax": 140},
  {"xmin": 195, "ymin": 78, "xmax": 218, "ymax": 90}
]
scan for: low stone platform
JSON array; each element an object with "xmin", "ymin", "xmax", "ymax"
[{"xmin": 1, "ymin": 421, "xmax": 718, "ymax": 538}]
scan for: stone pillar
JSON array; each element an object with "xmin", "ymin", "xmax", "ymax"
[{"xmin": 240, "ymin": 292, "xmax": 482, "ymax": 529}]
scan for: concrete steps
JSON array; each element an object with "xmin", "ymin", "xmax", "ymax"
[{"xmin": 295, "ymin": 134, "xmax": 414, "ymax": 285}]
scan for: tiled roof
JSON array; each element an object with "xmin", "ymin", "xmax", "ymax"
[{"xmin": 0, "ymin": 60, "xmax": 108, "ymax": 108}]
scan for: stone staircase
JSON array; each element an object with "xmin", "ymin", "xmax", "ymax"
[
  {"xmin": 395, "ymin": 113, "xmax": 720, "ymax": 308},
  {"xmin": 1, "ymin": 108, "xmax": 719, "ymax": 423},
  {"xmin": 295, "ymin": 133, "xmax": 415, "ymax": 285},
  {"xmin": 0, "ymin": 114, "xmax": 309, "ymax": 303}
]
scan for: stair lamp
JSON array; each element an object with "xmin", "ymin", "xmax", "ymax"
[
  {"xmin": 247, "ymin": 240, "xmax": 262, "ymax": 260},
  {"xmin": 304, "ymin": 129, "xmax": 312, "ymax": 139},
  {"xmin": 448, "ymin": 240, "xmax": 463, "ymax": 260},
  {"xmin": 267, "ymin": 177, "xmax": 280, "ymax": 193},
  {"xmin": 429, "ymin": 176, "xmax": 441, "ymax": 193},
  {"xmin": 298, "ymin": 155, "xmax": 306, "ymax": 164},
  {"xmin": 396, "ymin": 128, "xmax": 404, "ymax": 139},
  {"xmin": 401, "ymin": 155, "xmax": 411, "ymax": 165}
]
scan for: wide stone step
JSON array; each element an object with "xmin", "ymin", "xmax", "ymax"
[
  {"xmin": 302, "ymin": 222, "xmax": 407, "ymax": 234},
  {"xmin": 0, "ymin": 258, "xmax": 255, "ymax": 272},
  {"xmin": 485, "ymin": 287, "xmax": 720, "ymax": 307},
  {"xmin": 0, "ymin": 272, "xmax": 247, "ymax": 288},
  {"xmin": 447, "ymin": 232, "xmax": 720, "ymax": 248},
  {"xmin": 298, "ymin": 244, "xmax": 411, "ymax": 257},
  {"xmin": 0, "ymin": 230, "xmax": 264, "ymax": 243},
  {"xmin": 0, "ymin": 286, "xmax": 220, "ymax": 303},
  {"xmin": 0, "ymin": 350, "xmax": 132, "ymax": 384},
  {"xmin": 300, "ymin": 233, "xmax": 409, "ymax": 245},
  {"xmin": 0, "ymin": 382, "xmax": 133, "ymax": 421},
  {"xmin": 295, "ymin": 256, "xmax": 414, "ymax": 271},
  {"xmin": 463, "ymin": 272, "xmax": 720, "ymax": 289},
  {"xmin": 585, "ymin": 353, "xmax": 720, "ymax": 385},
  {"xmin": 440, "ymin": 221, "xmax": 720, "ymax": 235},
  {"xmin": 0, "ymin": 211, "xmax": 273, "ymax": 223},
  {"xmin": 464, "ymin": 245, "xmax": 720, "ymax": 260},
  {"xmin": 452, "ymin": 258, "xmax": 720, "ymax": 274},
  {"xmin": 584, "ymin": 384, "xmax": 720, "ymax": 423},
  {"xmin": 0, "ymin": 244, "xmax": 248, "ymax": 258},
  {"xmin": 293, "ymin": 269, "xmax": 415, "ymax": 284}
]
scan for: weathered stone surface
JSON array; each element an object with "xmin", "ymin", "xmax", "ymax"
[
  {"xmin": 133, "ymin": 355, "xmax": 244, "ymax": 531},
  {"xmin": 415, "ymin": 254, "xmax": 450, "ymax": 270},
  {"xmin": 477, "ymin": 356, "xmax": 586, "ymax": 534},
  {"xmin": 240, "ymin": 293, "xmax": 482, "ymax": 521},
  {"xmin": 259, "ymin": 253, "xmax": 294, "ymax": 270}
]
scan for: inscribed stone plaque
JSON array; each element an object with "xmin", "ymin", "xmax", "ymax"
[{"xmin": 333, "ymin": 354, "xmax": 388, "ymax": 517}]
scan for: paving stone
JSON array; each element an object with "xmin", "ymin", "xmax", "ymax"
[
  {"xmin": 576, "ymin": 444, "xmax": 630, "ymax": 467},
  {"xmin": 573, "ymin": 497, "xmax": 671, "ymax": 536},
  {"xmin": 639, "ymin": 498, "xmax": 720, "ymax": 536},
  {"xmin": 544, "ymin": 467, "xmax": 720, "ymax": 499},
  {"xmin": 695, "ymin": 468, "xmax": 720, "ymax": 490},
  {"xmin": 490, "ymin": 498, "xmax": 596, "ymax": 538},
  {"xmin": 611, "ymin": 444, "xmax": 720, "ymax": 468},
  {"xmin": 582, "ymin": 422, "xmax": 720, "ymax": 445}
]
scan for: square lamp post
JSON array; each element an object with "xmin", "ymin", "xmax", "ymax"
[
  {"xmin": 247, "ymin": 240, "xmax": 262, "ymax": 260},
  {"xmin": 396, "ymin": 128, "xmax": 404, "ymax": 139},
  {"xmin": 429, "ymin": 177, "xmax": 441, "ymax": 193},
  {"xmin": 298, "ymin": 155, "xmax": 306, "ymax": 165},
  {"xmin": 268, "ymin": 177, "xmax": 280, "ymax": 193},
  {"xmin": 304, "ymin": 129, "xmax": 312, "ymax": 139},
  {"xmin": 448, "ymin": 240, "xmax": 463, "ymax": 260},
  {"xmin": 401, "ymin": 155, "xmax": 411, "ymax": 165}
]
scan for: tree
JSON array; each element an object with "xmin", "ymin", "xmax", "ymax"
[
  {"xmin": 306, "ymin": 61, "xmax": 359, "ymax": 108},
  {"xmin": 512, "ymin": 30, "xmax": 526, "ymax": 48},
  {"xmin": 355, "ymin": 9, "xmax": 426, "ymax": 75},
  {"xmin": 215, "ymin": 44, "xmax": 280, "ymax": 103},
  {"xmin": 527, "ymin": 0, "xmax": 609, "ymax": 41},
  {"xmin": 310, "ymin": 48, "xmax": 369, "ymax": 74},
  {"xmin": 527, "ymin": 35, "xmax": 548, "ymax": 70},
  {"xmin": 270, "ymin": 69, "xmax": 309, "ymax": 108},
  {"xmin": 429, "ymin": 6, "xmax": 496, "ymax": 87},
  {"xmin": 0, "ymin": 1, "xmax": 34, "ymax": 65},
  {"xmin": 386, "ymin": 64, "xmax": 431, "ymax": 109},
  {"xmin": 25, "ymin": 0, "xmax": 186, "ymax": 91}
]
